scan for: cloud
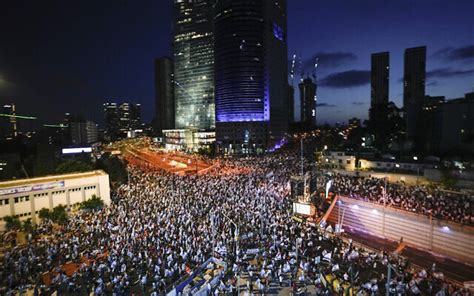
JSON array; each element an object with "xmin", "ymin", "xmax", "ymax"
[
  {"xmin": 300, "ymin": 52, "xmax": 357, "ymax": 72},
  {"xmin": 433, "ymin": 45, "xmax": 474, "ymax": 61},
  {"xmin": 351, "ymin": 101, "xmax": 365, "ymax": 106},
  {"xmin": 427, "ymin": 67, "xmax": 474, "ymax": 78},
  {"xmin": 426, "ymin": 81, "xmax": 439, "ymax": 87},
  {"xmin": 316, "ymin": 103, "xmax": 337, "ymax": 108},
  {"xmin": 320, "ymin": 70, "xmax": 371, "ymax": 88}
]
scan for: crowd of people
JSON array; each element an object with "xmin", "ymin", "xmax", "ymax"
[
  {"xmin": 331, "ymin": 174, "xmax": 473, "ymax": 225},
  {"xmin": 0, "ymin": 147, "xmax": 472, "ymax": 295}
]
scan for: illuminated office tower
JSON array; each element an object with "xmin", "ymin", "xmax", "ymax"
[
  {"xmin": 173, "ymin": 0, "xmax": 215, "ymax": 130},
  {"xmin": 214, "ymin": 0, "xmax": 288, "ymax": 153}
]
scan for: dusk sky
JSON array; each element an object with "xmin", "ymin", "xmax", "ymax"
[{"xmin": 1, "ymin": 0, "xmax": 473, "ymax": 127}]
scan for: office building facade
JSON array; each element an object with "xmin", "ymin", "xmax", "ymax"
[
  {"xmin": 299, "ymin": 78, "xmax": 317, "ymax": 129},
  {"xmin": 0, "ymin": 170, "xmax": 110, "ymax": 230},
  {"xmin": 70, "ymin": 120, "xmax": 98, "ymax": 145},
  {"xmin": 403, "ymin": 46, "xmax": 426, "ymax": 147},
  {"xmin": 214, "ymin": 0, "xmax": 288, "ymax": 153},
  {"xmin": 371, "ymin": 52, "xmax": 389, "ymax": 107},
  {"xmin": 103, "ymin": 102, "xmax": 141, "ymax": 141},
  {"xmin": 154, "ymin": 57, "xmax": 175, "ymax": 135},
  {"xmin": 173, "ymin": 0, "xmax": 215, "ymax": 130},
  {"xmin": 0, "ymin": 103, "xmax": 18, "ymax": 141}
]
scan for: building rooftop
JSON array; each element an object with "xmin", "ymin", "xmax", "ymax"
[{"xmin": 0, "ymin": 170, "xmax": 107, "ymax": 189}]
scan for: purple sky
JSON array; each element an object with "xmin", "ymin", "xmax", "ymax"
[{"xmin": 1, "ymin": 0, "xmax": 473, "ymax": 127}]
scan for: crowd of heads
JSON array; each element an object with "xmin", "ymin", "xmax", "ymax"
[
  {"xmin": 0, "ymin": 147, "xmax": 472, "ymax": 295},
  {"xmin": 332, "ymin": 174, "xmax": 473, "ymax": 225}
]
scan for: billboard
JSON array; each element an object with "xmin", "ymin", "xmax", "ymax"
[
  {"xmin": 0, "ymin": 180, "xmax": 65, "ymax": 196},
  {"xmin": 293, "ymin": 202, "xmax": 314, "ymax": 216},
  {"xmin": 62, "ymin": 147, "xmax": 92, "ymax": 154}
]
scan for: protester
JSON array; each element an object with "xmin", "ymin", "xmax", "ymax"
[{"xmin": 0, "ymin": 146, "xmax": 471, "ymax": 295}]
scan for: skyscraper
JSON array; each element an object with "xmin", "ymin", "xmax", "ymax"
[
  {"xmin": 214, "ymin": 0, "xmax": 288, "ymax": 153},
  {"xmin": 299, "ymin": 78, "xmax": 317, "ymax": 129},
  {"xmin": 70, "ymin": 120, "xmax": 98, "ymax": 145},
  {"xmin": 288, "ymin": 84, "xmax": 295, "ymax": 124},
  {"xmin": 368, "ymin": 52, "xmax": 390, "ymax": 148},
  {"xmin": 371, "ymin": 52, "xmax": 389, "ymax": 107},
  {"xmin": 154, "ymin": 57, "xmax": 175, "ymax": 135},
  {"xmin": 404, "ymin": 46, "xmax": 426, "ymax": 146},
  {"xmin": 103, "ymin": 102, "xmax": 141, "ymax": 140},
  {"xmin": 0, "ymin": 103, "xmax": 18, "ymax": 141},
  {"xmin": 173, "ymin": 0, "xmax": 215, "ymax": 130}
]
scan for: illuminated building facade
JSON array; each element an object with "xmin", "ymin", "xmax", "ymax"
[
  {"xmin": 0, "ymin": 103, "xmax": 18, "ymax": 141},
  {"xmin": 173, "ymin": 0, "xmax": 215, "ymax": 130},
  {"xmin": 70, "ymin": 120, "xmax": 98, "ymax": 145},
  {"xmin": 103, "ymin": 102, "xmax": 141, "ymax": 141},
  {"xmin": 214, "ymin": 0, "xmax": 288, "ymax": 153}
]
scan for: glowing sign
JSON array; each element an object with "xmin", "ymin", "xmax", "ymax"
[
  {"xmin": 62, "ymin": 147, "xmax": 92, "ymax": 154},
  {"xmin": 0, "ymin": 181, "xmax": 65, "ymax": 196}
]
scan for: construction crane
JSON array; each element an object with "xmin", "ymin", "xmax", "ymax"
[
  {"xmin": 312, "ymin": 57, "xmax": 319, "ymax": 81},
  {"xmin": 289, "ymin": 53, "xmax": 297, "ymax": 86}
]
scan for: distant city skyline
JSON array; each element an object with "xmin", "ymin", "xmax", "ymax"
[{"xmin": 0, "ymin": 0, "xmax": 473, "ymax": 127}]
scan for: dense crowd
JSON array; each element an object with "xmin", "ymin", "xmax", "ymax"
[
  {"xmin": 0, "ymin": 150, "xmax": 472, "ymax": 295},
  {"xmin": 332, "ymin": 174, "xmax": 473, "ymax": 225}
]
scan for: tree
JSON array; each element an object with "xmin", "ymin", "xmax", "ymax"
[
  {"xmin": 51, "ymin": 205, "xmax": 68, "ymax": 225},
  {"xmin": 38, "ymin": 208, "xmax": 51, "ymax": 221},
  {"xmin": 22, "ymin": 218, "xmax": 34, "ymax": 233},
  {"xmin": 80, "ymin": 195, "xmax": 104, "ymax": 210},
  {"xmin": 97, "ymin": 153, "xmax": 128, "ymax": 185},
  {"xmin": 3, "ymin": 216, "xmax": 21, "ymax": 231},
  {"xmin": 55, "ymin": 159, "xmax": 94, "ymax": 174}
]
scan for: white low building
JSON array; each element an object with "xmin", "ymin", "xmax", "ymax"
[{"xmin": 0, "ymin": 170, "xmax": 110, "ymax": 230}]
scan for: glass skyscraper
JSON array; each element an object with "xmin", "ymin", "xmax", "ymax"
[
  {"xmin": 214, "ymin": 0, "xmax": 288, "ymax": 153},
  {"xmin": 173, "ymin": 0, "xmax": 215, "ymax": 130}
]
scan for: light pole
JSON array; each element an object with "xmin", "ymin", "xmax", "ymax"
[{"xmin": 413, "ymin": 156, "xmax": 419, "ymax": 185}]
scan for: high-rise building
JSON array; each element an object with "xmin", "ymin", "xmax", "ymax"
[
  {"xmin": 368, "ymin": 52, "xmax": 390, "ymax": 148},
  {"xmin": 403, "ymin": 46, "xmax": 426, "ymax": 146},
  {"xmin": 103, "ymin": 102, "xmax": 141, "ymax": 141},
  {"xmin": 0, "ymin": 103, "xmax": 18, "ymax": 141},
  {"xmin": 70, "ymin": 120, "xmax": 98, "ymax": 145},
  {"xmin": 173, "ymin": 0, "xmax": 215, "ymax": 130},
  {"xmin": 299, "ymin": 78, "xmax": 317, "ymax": 129},
  {"xmin": 288, "ymin": 85, "xmax": 295, "ymax": 124},
  {"xmin": 119, "ymin": 103, "xmax": 141, "ymax": 133},
  {"xmin": 154, "ymin": 57, "xmax": 175, "ymax": 135},
  {"xmin": 371, "ymin": 52, "xmax": 389, "ymax": 107},
  {"xmin": 214, "ymin": 0, "xmax": 288, "ymax": 153},
  {"xmin": 103, "ymin": 103, "xmax": 120, "ymax": 140}
]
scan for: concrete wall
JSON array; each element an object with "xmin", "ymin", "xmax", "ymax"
[{"xmin": 328, "ymin": 196, "xmax": 474, "ymax": 264}]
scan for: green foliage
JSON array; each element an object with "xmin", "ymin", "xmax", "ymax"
[
  {"xmin": 3, "ymin": 216, "xmax": 21, "ymax": 231},
  {"xmin": 38, "ymin": 205, "xmax": 68, "ymax": 224},
  {"xmin": 38, "ymin": 208, "xmax": 51, "ymax": 221},
  {"xmin": 79, "ymin": 195, "xmax": 104, "ymax": 211},
  {"xmin": 55, "ymin": 159, "xmax": 94, "ymax": 174},
  {"xmin": 440, "ymin": 175, "xmax": 457, "ymax": 189},
  {"xmin": 97, "ymin": 153, "xmax": 128, "ymax": 185},
  {"xmin": 22, "ymin": 218, "xmax": 34, "ymax": 233},
  {"xmin": 51, "ymin": 205, "xmax": 68, "ymax": 225}
]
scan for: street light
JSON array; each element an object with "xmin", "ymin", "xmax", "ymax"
[{"xmin": 413, "ymin": 156, "xmax": 420, "ymax": 185}]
